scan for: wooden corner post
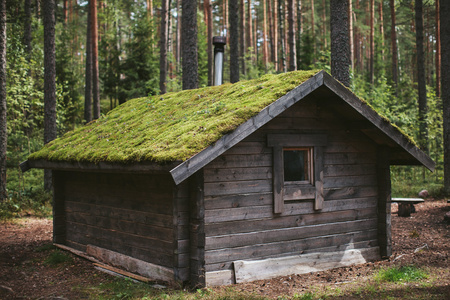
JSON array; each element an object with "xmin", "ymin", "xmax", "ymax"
[
  {"xmin": 377, "ymin": 147, "xmax": 392, "ymax": 258},
  {"xmin": 52, "ymin": 170, "xmax": 66, "ymax": 244},
  {"xmin": 189, "ymin": 169, "xmax": 206, "ymax": 287}
]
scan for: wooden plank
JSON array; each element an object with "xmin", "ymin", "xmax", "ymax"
[
  {"xmin": 204, "ymin": 179, "xmax": 272, "ymax": 197},
  {"xmin": 233, "ymin": 247, "xmax": 380, "ymax": 283},
  {"xmin": 204, "ymin": 192, "xmax": 273, "ymax": 210},
  {"xmin": 323, "ymin": 175, "xmax": 377, "ymax": 189},
  {"xmin": 205, "ymin": 240, "xmax": 378, "ymax": 272},
  {"xmin": 189, "ymin": 170, "xmax": 206, "ymax": 287},
  {"xmin": 205, "ymin": 229, "xmax": 378, "ymax": 264},
  {"xmin": 314, "ymin": 147, "xmax": 324, "ymax": 210},
  {"xmin": 267, "ymin": 134, "xmax": 327, "ymax": 147},
  {"xmin": 392, "ymin": 198, "xmax": 424, "ymax": 203},
  {"xmin": 205, "ymin": 197, "xmax": 378, "ymax": 223},
  {"xmin": 324, "ymin": 186, "xmax": 378, "ymax": 201},
  {"xmin": 273, "ymin": 146, "xmax": 284, "ymax": 213},
  {"xmin": 86, "ymin": 245, "xmax": 174, "ymax": 282},
  {"xmin": 65, "ymin": 201, "xmax": 173, "ymax": 228},
  {"xmin": 205, "ymin": 207, "xmax": 377, "ymax": 236},
  {"xmin": 377, "ymin": 146, "xmax": 392, "ymax": 258},
  {"xmin": 324, "ymin": 152, "xmax": 376, "ymax": 165},
  {"xmin": 207, "ymin": 153, "xmax": 272, "ymax": 169},
  {"xmin": 324, "ymin": 164, "xmax": 376, "ymax": 177},
  {"xmin": 203, "ymin": 166, "xmax": 272, "ymax": 183},
  {"xmin": 221, "ymin": 141, "xmax": 272, "ymax": 155},
  {"xmin": 170, "ymin": 71, "xmax": 324, "ymax": 185},
  {"xmin": 205, "ymin": 218, "xmax": 378, "ymax": 251},
  {"xmin": 205, "ymin": 270, "xmax": 235, "ymax": 286},
  {"xmin": 283, "ymin": 185, "xmax": 315, "ymax": 201},
  {"xmin": 52, "ymin": 171, "xmax": 66, "ymax": 244}
]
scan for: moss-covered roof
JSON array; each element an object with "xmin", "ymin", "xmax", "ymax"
[{"xmin": 29, "ymin": 70, "xmax": 320, "ymax": 164}]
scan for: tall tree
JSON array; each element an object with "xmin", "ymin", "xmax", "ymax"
[
  {"xmin": 349, "ymin": 0, "xmax": 354, "ymax": 72},
  {"xmin": 84, "ymin": 1, "xmax": 92, "ymax": 123},
  {"xmin": 159, "ymin": 0, "xmax": 169, "ymax": 94},
  {"xmin": 262, "ymin": 0, "xmax": 269, "ymax": 69},
  {"xmin": 43, "ymin": 0, "xmax": 57, "ymax": 191},
  {"xmin": 0, "ymin": 0, "xmax": 6, "ymax": 200},
  {"xmin": 441, "ymin": 0, "xmax": 450, "ymax": 194},
  {"xmin": 330, "ymin": 0, "xmax": 350, "ymax": 87},
  {"xmin": 273, "ymin": 0, "xmax": 278, "ymax": 71},
  {"xmin": 390, "ymin": 0, "xmax": 398, "ymax": 94},
  {"xmin": 415, "ymin": 0, "xmax": 428, "ymax": 152},
  {"xmin": 204, "ymin": 0, "xmax": 213, "ymax": 84},
  {"xmin": 229, "ymin": 0, "xmax": 239, "ymax": 82},
  {"xmin": 239, "ymin": 0, "xmax": 246, "ymax": 75},
  {"xmin": 436, "ymin": 0, "xmax": 441, "ymax": 98},
  {"xmin": 182, "ymin": 0, "xmax": 198, "ymax": 89},
  {"xmin": 369, "ymin": 0, "xmax": 374, "ymax": 84},
  {"xmin": 287, "ymin": 0, "xmax": 296, "ymax": 71},
  {"xmin": 24, "ymin": 0, "xmax": 32, "ymax": 58},
  {"xmin": 91, "ymin": 0, "xmax": 100, "ymax": 119}
]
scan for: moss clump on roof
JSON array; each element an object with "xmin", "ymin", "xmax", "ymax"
[{"xmin": 29, "ymin": 70, "xmax": 320, "ymax": 164}]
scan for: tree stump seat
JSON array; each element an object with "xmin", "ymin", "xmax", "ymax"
[{"xmin": 392, "ymin": 198, "xmax": 424, "ymax": 217}]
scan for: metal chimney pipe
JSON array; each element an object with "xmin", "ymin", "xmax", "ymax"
[{"xmin": 213, "ymin": 36, "xmax": 226, "ymax": 86}]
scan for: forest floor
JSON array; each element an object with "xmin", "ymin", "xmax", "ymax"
[{"xmin": 0, "ymin": 199, "xmax": 449, "ymax": 299}]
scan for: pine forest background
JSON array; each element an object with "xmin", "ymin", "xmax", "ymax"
[{"xmin": 1, "ymin": 0, "xmax": 445, "ymax": 216}]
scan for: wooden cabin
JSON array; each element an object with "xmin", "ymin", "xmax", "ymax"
[{"xmin": 21, "ymin": 70, "xmax": 434, "ymax": 286}]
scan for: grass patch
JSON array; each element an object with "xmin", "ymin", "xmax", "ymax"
[
  {"xmin": 375, "ymin": 265, "xmax": 428, "ymax": 283},
  {"xmin": 44, "ymin": 250, "xmax": 73, "ymax": 266}
]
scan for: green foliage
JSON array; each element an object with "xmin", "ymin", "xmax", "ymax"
[
  {"xmin": 44, "ymin": 250, "xmax": 73, "ymax": 266},
  {"xmin": 29, "ymin": 70, "xmax": 319, "ymax": 164},
  {"xmin": 375, "ymin": 265, "xmax": 428, "ymax": 283},
  {"xmin": 118, "ymin": 10, "xmax": 159, "ymax": 103}
]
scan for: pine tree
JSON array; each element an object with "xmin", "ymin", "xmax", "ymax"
[
  {"xmin": 43, "ymin": 0, "xmax": 57, "ymax": 191},
  {"xmin": 330, "ymin": 0, "xmax": 350, "ymax": 87},
  {"xmin": 181, "ymin": 0, "xmax": 198, "ymax": 89},
  {"xmin": 229, "ymin": 0, "xmax": 239, "ymax": 82},
  {"xmin": 441, "ymin": 0, "xmax": 450, "ymax": 194},
  {"xmin": 159, "ymin": 0, "xmax": 169, "ymax": 94},
  {"xmin": 0, "ymin": 0, "xmax": 6, "ymax": 200}
]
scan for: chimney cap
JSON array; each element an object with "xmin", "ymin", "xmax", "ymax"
[{"xmin": 213, "ymin": 36, "xmax": 226, "ymax": 46}]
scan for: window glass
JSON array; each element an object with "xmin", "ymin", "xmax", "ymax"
[{"xmin": 283, "ymin": 148, "xmax": 310, "ymax": 182}]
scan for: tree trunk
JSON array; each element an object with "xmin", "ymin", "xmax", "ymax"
[
  {"xmin": 268, "ymin": 0, "xmax": 274, "ymax": 64},
  {"xmin": 262, "ymin": 0, "xmax": 269, "ymax": 69},
  {"xmin": 436, "ymin": 0, "xmax": 441, "ymax": 98},
  {"xmin": 415, "ymin": 0, "xmax": 428, "ymax": 153},
  {"xmin": 279, "ymin": 0, "xmax": 286, "ymax": 72},
  {"xmin": 379, "ymin": 0, "xmax": 385, "ymax": 62},
  {"xmin": 176, "ymin": 0, "xmax": 181, "ymax": 72},
  {"xmin": 287, "ymin": 0, "xmax": 296, "ymax": 71},
  {"xmin": 63, "ymin": 0, "xmax": 68, "ymax": 23},
  {"xmin": 247, "ymin": 0, "xmax": 254, "ymax": 64},
  {"xmin": 390, "ymin": 0, "xmax": 398, "ymax": 95},
  {"xmin": 330, "ymin": 0, "xmax": 350, "ymax": 87},
  {"xmin": 229, "ymin": 0, "xmax": 239, "ymax": 82},
  {"xmin": 441, "ymin": 0, "xmax": 450, "ymax": 194},
  {"xmin": 239, "ymin": 0, "xmax": 246, "ymax": 75},
  {"xmin": 322, "ymin": 0, "xmax": 327, "ymax": 50},
  {"xmin": 84, "ymin": 2, "xmax": 93, "ymax": 121},
  {"xmin": 273, "ymin": 0, "xmax": 278, "ymax": 71},
  {"xmin": 24, "ymin": 0, "xmax": 32, "ymax": 58},
  {"xmin": 91, "ymin": 0, "xmax": 100, "ymax": 119},
  {"xmin": 349, "ymin": 0, "xmax": 354, "ymax": 72},
  {"xmin": 182, "ymin": 0, "xmax": 198, "ymax": 89},
  {"xmin": 0, "ymin": 0, "xmax": 6, "ymax": 200},
  {"xmin": 369, "ymin": 0, "xmax": 374, "ymax": 84},
  {"xmin": 204, "ymin": 0, "xmax": 213, "ymax": 84},
  {"xmin": 43, "ymin": 0, "xmax": 57, "ymax": 191},
  {"xmin": 159, "ymin": 0, "xmax": 169, "ymax": 94},
  {"xmin": 311, "ymin": 0, "xmax": 316, "ymax": 63}
]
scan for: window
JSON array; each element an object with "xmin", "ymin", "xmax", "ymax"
[
  {"xmin": 267, "ymin": 134, "xmax": 327, "ymax": 213},
  {"xmin": 283, "ymin": 148, "xmax": 313, "ymax": 184}
]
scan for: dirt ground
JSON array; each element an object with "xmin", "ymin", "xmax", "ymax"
[{"xmin": 0, "ymin": 199, "xmax": 449, "ymax": 299}]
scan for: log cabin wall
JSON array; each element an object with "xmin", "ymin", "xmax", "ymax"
[
  {"xmin": 58, "ymin": 171, "xmax": 176, "ymax": 270},
  {"xmin": 202, "ymin": 98, "xmax": 380, "ymax": 284}
]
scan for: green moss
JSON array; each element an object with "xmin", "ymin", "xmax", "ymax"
[{"xmin": 29, "ymin": 70, "xmax": 320, "ymax": 164}]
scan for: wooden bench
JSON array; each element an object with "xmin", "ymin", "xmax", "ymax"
[{"xmin": 392, "ymin": 198, "xmax": 424, "ymax": 217}]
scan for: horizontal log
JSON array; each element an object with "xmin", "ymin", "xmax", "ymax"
[
  {"xmin": 86, "ymin": 245, "xmax": 174, "ymax": 282},
  {"xmin": 234, "ymin": 247, "xmax": 380, "ymax": 283},
  {"xmin": 324, "ymin": 186, "xmax": 378, "ymax": 201},
  {"xmin": 323, "ymin": 175, "xmax": 377, "ymax": 189},
  {"xmin": 203, "ymin": 167, "xmax": 272, "ymax": 183},
  {"xmin": 204, "ymin": 192, "xmax": 273, "ymax": 210},
  {"xmin": 204, "ymin": 179, "xmax": 272, "ymax": 197},
  {"xmin": 324, "ymin": 164, "xmax": 376, "ymax": 177},
  {"xmin": 205, "ymin": 207, "xmax": 377, "ymax": 236},
  {"xmin": 205, "ymin": 229, "xmax": 378, "ymax": 264},
  {"xmin": 207, "ymin": 153, "xmax": 272, "ymax": 169},
  {"xmin": 205, "ymin": 270, "xmax": 235, "ymax": 286},
  {"xmin": 324, "ymin": 153, "xmax": 376, "ymax": 165},
  {"xmin": 221, "ymin": 141, "xmax": 272, "ymax": 155},
  {"xmin": 205, "ymin": 218, "xmax": 377, "ymax": 250}
]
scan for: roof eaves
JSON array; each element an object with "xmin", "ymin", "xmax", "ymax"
[{"xmin": 321, "ymin": 72, "xmax": 435, "ymax": 172}]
